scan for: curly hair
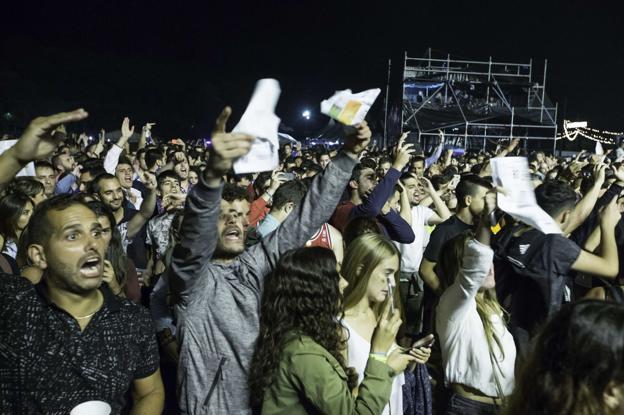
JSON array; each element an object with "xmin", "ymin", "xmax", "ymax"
[
  {"xmin": 506, "ymin": 300, "xmax": 624, "ymax": 415},
  {"xmin": 248, "ymin": 247, "xmax": 357, "ymax": 409},
  {"xmin": 221, "ymin": 183, "xmax": 248, "ymax": 202}
]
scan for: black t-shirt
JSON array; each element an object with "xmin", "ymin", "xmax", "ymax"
[
  {"xmin": 502, "ymin": 229, "xmax": 581, "ymax": 342},
  {"xmin": 423, "ymin": 215, "xmax": 473, "ymax": 263}
]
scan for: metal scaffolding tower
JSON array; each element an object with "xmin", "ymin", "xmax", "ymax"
[{"xmin": 396, "ymin": 48, "xmax": 558, "ymax": 153}]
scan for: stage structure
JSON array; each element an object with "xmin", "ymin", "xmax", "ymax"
[{"xmin": 391, "ymin": 49, "xmax": 559, "ymax": 153}]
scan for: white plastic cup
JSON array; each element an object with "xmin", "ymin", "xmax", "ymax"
[{"xmin": 70, "ymin": 400, "xmax": 112, "ymax": 415}]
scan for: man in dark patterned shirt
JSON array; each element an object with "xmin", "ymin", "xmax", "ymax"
[{"xmin": 0, "ymin": 111, "xmax": 164, "ymax": 414}]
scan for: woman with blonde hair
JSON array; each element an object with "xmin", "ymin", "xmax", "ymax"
[
  {"xmin": 436, "ymin": 193, "xmax": 516, "ymax": 414},
  {"xmin": 342, "ymin": 233, "xmax": 433, "ymax": 415}
]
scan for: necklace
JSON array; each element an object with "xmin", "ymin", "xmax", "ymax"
[
  {"xmin": 74, "ymin": 311, "xmax": 98, "ymax": 320},
  {"xmin": 74, "ymin": 306, "xmax": 102, "ymax": 320}
]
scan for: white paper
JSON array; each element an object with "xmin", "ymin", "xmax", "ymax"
[
  {"xmin": 320, "ymin": 88, "xmax": 380, "ymax": 125},
  {"xmin": 233, "ymin": 79, "xmax": 281, "ymax": 174},
  {"xmin": 490, "ymin": 157, "xmax": 562, "ymax": 235},
  {"xmin": 0, "ymin": 140, "xmax": 36, "ymax": 177},
  {"xmin": 595, "ymin": 141, "xmax": 604, "ymax": 155}
]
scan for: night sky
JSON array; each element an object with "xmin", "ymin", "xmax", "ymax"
[{"xmin": 2, "ymin": 1, "xmax": 623, "ymax": 140}]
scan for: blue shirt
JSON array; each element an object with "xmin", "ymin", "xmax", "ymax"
[{"xmin": 256, "ymin": 213, "xmax": 281, "ymax": 238}]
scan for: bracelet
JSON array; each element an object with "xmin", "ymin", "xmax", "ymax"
[{"xmin": 369, "ymin": 353, "xmax": 388, "ymax": 363}]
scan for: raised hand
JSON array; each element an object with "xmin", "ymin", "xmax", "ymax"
[
  {"xmin": 343, "ymin": 121, "xmax": 371, "ymax": 158},
  {"xmin": 11, "ymin": 109, "xmax": 88, "ymax": 162},
  {"xmin": 419, "ymin": 177, "xmax": 436, "ymax": 195},
  {"xmin": 121, "ymin": 117, "xmax": 135, "ymax": 139},
  {"xmin": 269, "ymin": 170, "xmax": 287, "ymax": 192},
  {"xmin": 611, "ymin": 164, "xmax": 624, "ymax": 184},
  {"xmin": 600, "ymin": 195, "xmax": 622, "ymax": 229},
  {"xmin": 205, "ymin": 107, "xmax": 255, "ymax": 182},
  {"xmin": 593, "ymin": 163, "xmax": 607, "ymax": 185},
  {"xmin": 392, "ymin": 133, "xmax": 416, "ymax": 171},
  {"xmin": 142, "ymin": 171, "xmax": 157, "ymax": 191}
]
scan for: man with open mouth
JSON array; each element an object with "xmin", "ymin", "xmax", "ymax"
[
  {"xmin": 0, "ymin": 110, "xmax": 165, "ymax": 414},
  {"xmin": 170, "ymin": 106, "xmax": 371, "ymax": 414}
]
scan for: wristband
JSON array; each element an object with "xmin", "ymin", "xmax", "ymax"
[{"xmin": 369, "ymin": 353, "xmax": 388, "ymax": 363}]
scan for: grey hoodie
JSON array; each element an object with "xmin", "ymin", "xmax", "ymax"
[{"xmin": 170, "ymin": 153, "xmax": 357, "ymax": 414}]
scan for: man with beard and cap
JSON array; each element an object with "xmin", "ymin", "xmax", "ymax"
[{"xmin": 170, "ymin": 107, "xmax": 371, "ymax": 414}]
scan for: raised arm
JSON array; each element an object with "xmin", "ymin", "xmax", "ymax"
[
  {"xmin": 169, "ymin": 107, "xmax": 254, "ymax": 300},
  {"xmin": 495, "ymin": 138, "xmax": 520, "ymax": 158},
  {"xmin": 0, "ymin": 109, "xmax": 88, "ymax": 192},
  {"xmin": 377, "ymin": 210, "xmax": 416, "ymax": 243},
  {"xmin": 438, "ymin": 192, "xmax": 496, "ymax": 322},
  {"xmin": 571, "ymin": 195, "xmax": 621, "ymax": 278},
  {"xmin": 250, "ymin": 123, "xmax": 371, "ymax": 272},
  {"xmin": 126, "ymin": 172, "xmax": 157, "ymax": 239},
  {"xmin": 562, "ymin": 164, "xmax": 606, "ymax": 235},
  {"xmin": 104, "ymin": 117, "xmax": 134, "ymax": 174},
  {"xmin": 421, "ymin": 177, "xmax": 452, "ymax": 224},
  {"xmin": 351, "ymin": 136, "xmax": 414, "ymax": 219}
]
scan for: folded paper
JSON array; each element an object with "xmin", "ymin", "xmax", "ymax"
[
  {"xmin": 233, "ymin": 79, "xmax": 281, "ymax": 174},
  {"xmin": 320, "ymin": 88, "xmax": 380, "ymax": 126},
  {"xmin": 490, "ymin": 157, "xmax": 562, "ymax": 234}
]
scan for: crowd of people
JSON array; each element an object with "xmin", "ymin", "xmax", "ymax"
[{"xmin": 0, "ymin": 106, "xmax": 624, "ymax": 415}]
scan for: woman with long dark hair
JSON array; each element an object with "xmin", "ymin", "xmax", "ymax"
[
  {"xmin": 249, "ymin": 247, "xmax": 418, "ymax": 414},
  {"xmin": 505, "ymin": 300, "xmax": 624, "ymax": 415},
  {"xmin": 436, "ymin": 192, "xmax": 516, "ymax": 414},
  {"xmin": 0, "ymin": 192, "xmax": 34, "ymax": 260}
]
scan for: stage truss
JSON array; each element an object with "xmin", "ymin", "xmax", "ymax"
[{"xmin": 398, "ymin": 49, "xmax": 559, "ymax": 153}]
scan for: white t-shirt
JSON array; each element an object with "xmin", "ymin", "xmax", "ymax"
[
  {"xmin": 343, "ymin": 320, "xmax": 404, "ymax": 415},
  {"xmin": 395, "ymin": 205, "xmax": 434, "ymax": 275}
]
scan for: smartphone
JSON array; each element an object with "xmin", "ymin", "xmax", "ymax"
[
  {"xmin": 386, "ymin": 276, "xmax": 395, "ymax": 314},
  {"xmin": 281, "ymin": 172, "xmax": 296, "ymax": 181},
  {"xmin": 412, "ymin": 333, "xmax": 435, "ymax": 348},
  {"xmin": 448, "ymin": 174, "xmax": 461, "ymax": 189}
]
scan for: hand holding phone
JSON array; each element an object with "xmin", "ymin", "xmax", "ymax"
[{"xmin": 448, "ymin": 174, "xmax": 461, "ymax": 190}]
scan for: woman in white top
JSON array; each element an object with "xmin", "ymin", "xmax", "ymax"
[
  {"xmin": 436, "ymin": 192, "xmax": 516, "ymax": 415},
  {"xmin": 342, "ymin": 233, "xmax": 432, "ymax": 415}
]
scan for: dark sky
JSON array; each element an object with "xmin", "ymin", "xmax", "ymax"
[{"xmin": 2, "ymin": 1, "xmax": 623, "ymax": 139}]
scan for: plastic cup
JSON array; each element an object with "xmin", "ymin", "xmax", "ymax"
[{"xmin": 70, "ymin": 400, "xmax": 112, "ymax": 415}]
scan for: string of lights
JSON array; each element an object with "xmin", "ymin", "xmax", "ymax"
[{"xmin": 556, "ymin": 120, "xmax": 620, "ymax": 145}]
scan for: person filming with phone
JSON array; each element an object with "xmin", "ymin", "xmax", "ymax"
[{"xmin": 341, "ymin": 233, "xmax": 433, "ymax": 415}]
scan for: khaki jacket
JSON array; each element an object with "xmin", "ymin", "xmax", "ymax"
[{"xmin": 262, "ymin": 334, "xmax": 394, "ymax": 414}]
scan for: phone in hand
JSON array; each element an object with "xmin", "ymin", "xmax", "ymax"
[
  {"xmin": 386, "ymin": 276, "xmax": 395, "ymax": 315},
  {"xmin": 412, "ymin": 333, "xmax": 435, "ymax": 349},
  {"xmin": 448, "ymin": 174, "xmax": 461, "ymax": 190}
]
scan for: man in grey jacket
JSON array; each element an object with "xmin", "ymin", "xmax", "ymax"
[{"xmin": 170, "ymin": 106, "xmax": 371, "ymax": 414}]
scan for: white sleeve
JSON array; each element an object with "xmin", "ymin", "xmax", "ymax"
[
  {"xmin": 437, "ymin": 239, "xmax": 493, "ymax": 323},
  {"xmin": 103, "ymin": 144, "xmax": 123, "ymax": 174}
]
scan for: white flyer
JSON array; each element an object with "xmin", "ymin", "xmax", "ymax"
[
  {"xmin": 320, "ymin": 88, "xmax": 380, "ymax": 126},
  {"xmin": 490, "ymin": 157, "xmax": 562, "ymax": 234},
  {"xmin": 0, "ymin": 140, "xmax": 36, "ymax": 177},
  {"xmin": 233, "ymin": 79, "xmax": 281, "ymax": 174}
]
